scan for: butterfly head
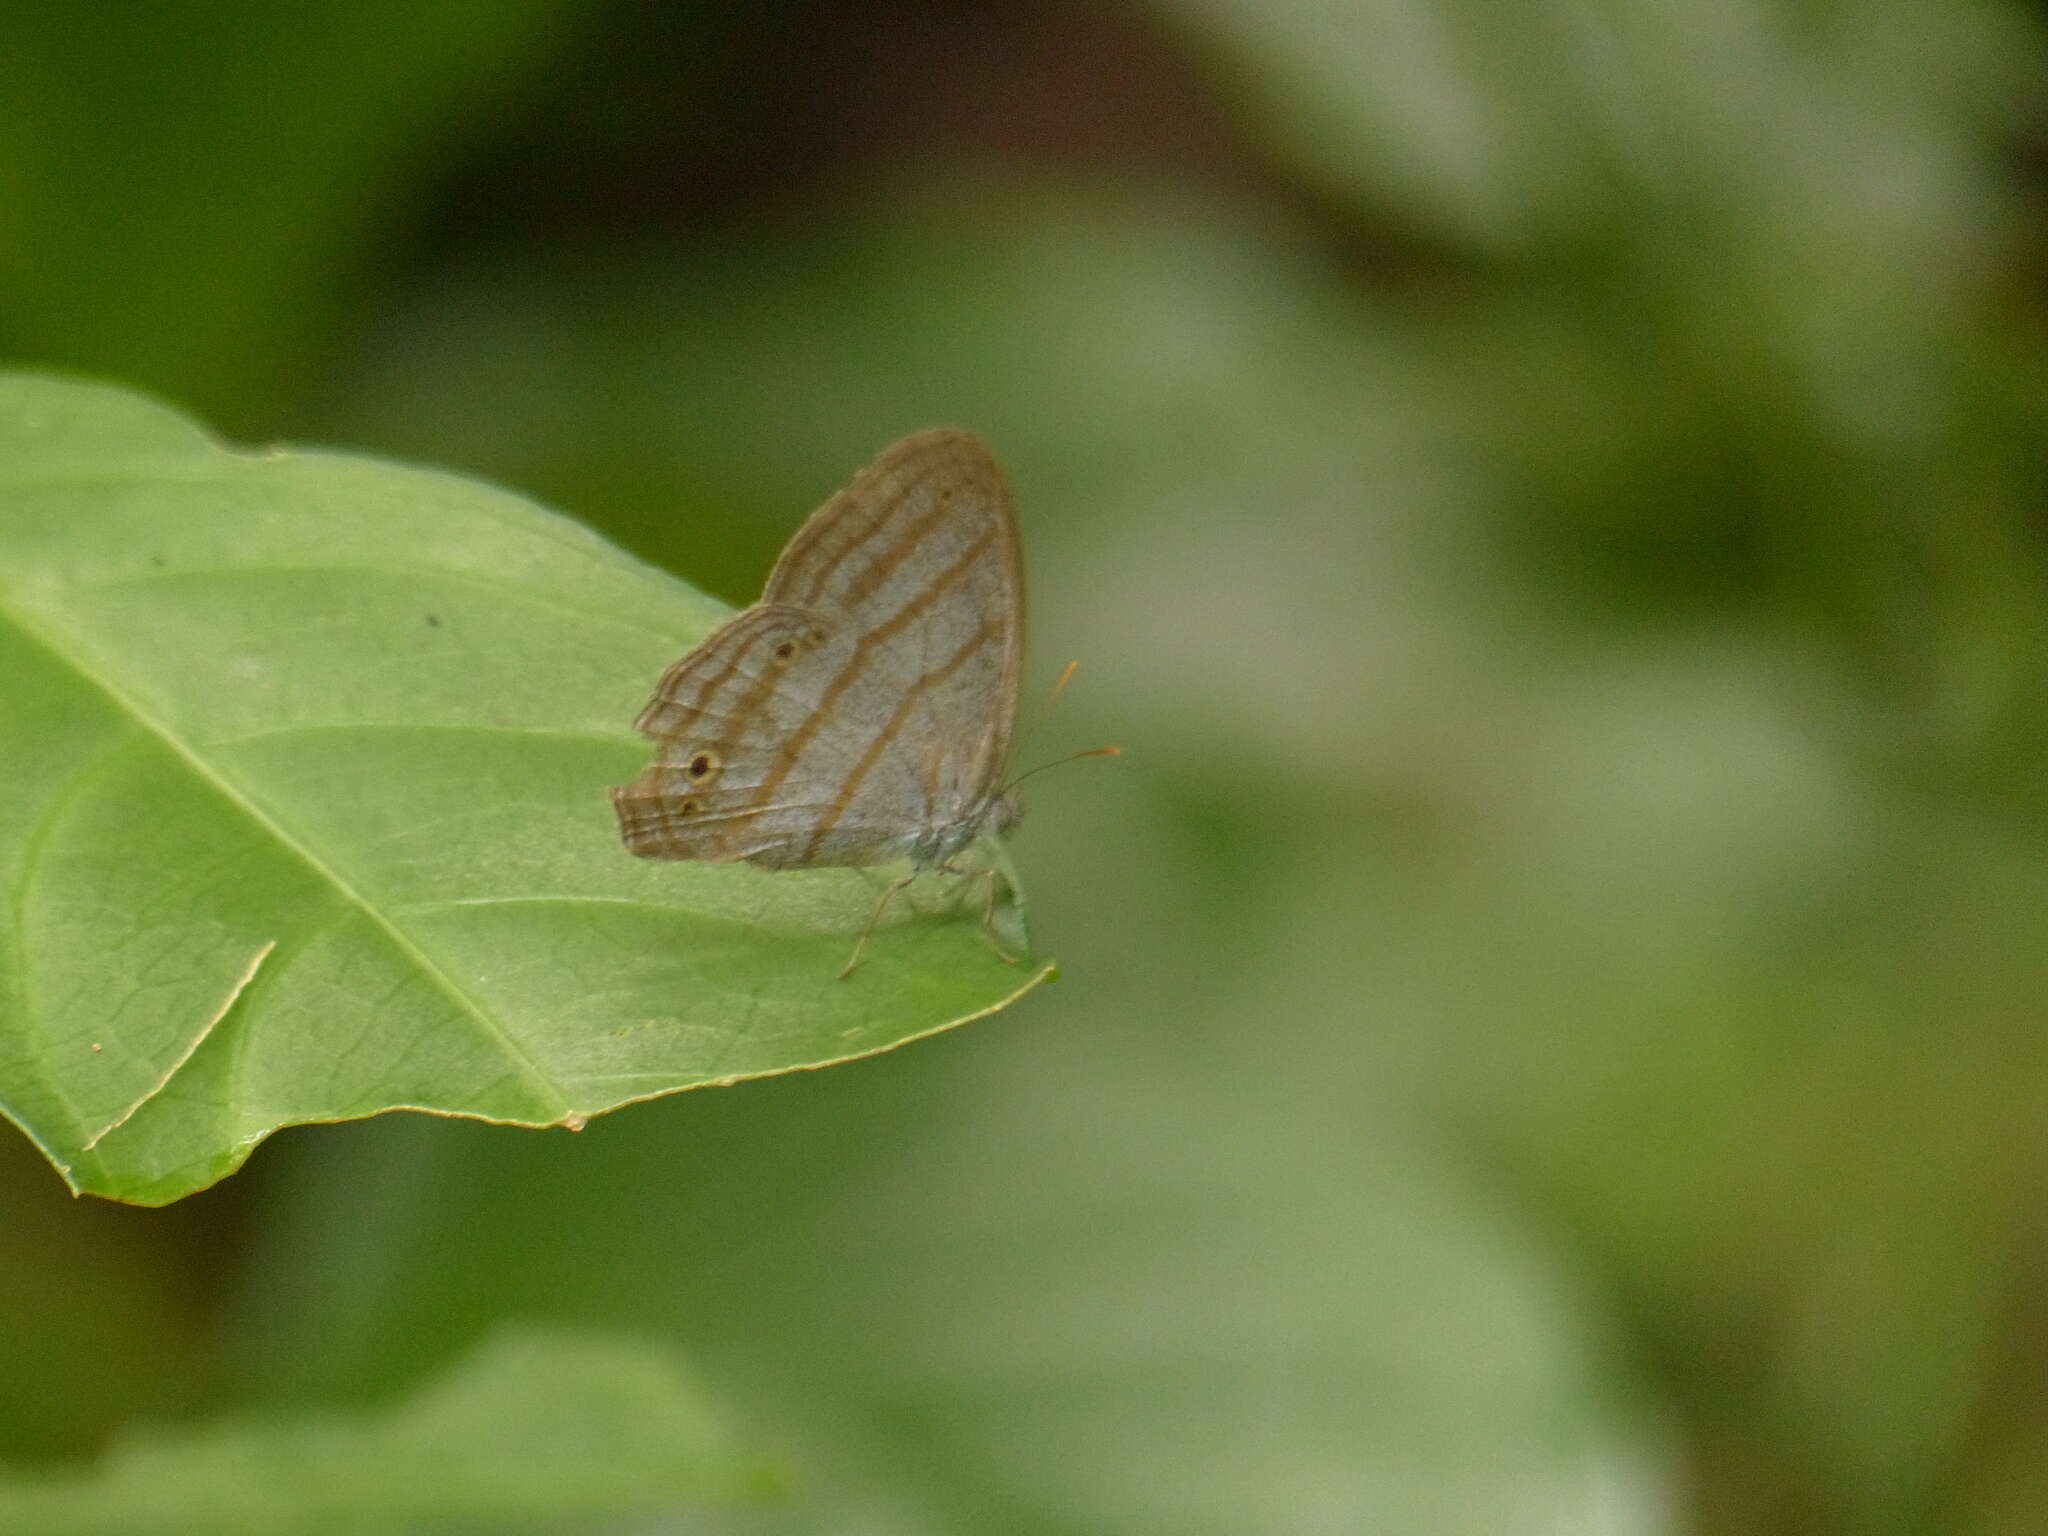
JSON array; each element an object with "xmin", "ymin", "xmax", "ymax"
[
  {"xmin": 992, "ymin": 787, "xmax": 1025, "ymax": 838},
  {"xmin": 903, "ymin": 790, "xmax": 1021, "ymax": 870}
]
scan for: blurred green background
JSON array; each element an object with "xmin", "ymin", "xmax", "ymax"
[{"xmin": 3, "ymin": 0, "xmax": 2047, "ymax": 1531}]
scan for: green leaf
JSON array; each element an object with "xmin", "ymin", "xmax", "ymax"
[
  {"xmin": 0, "ymin": 373, "xmax": 1050, "ymax": 1205},
  {"xmin": 0, "ymin": 1324, "xmax": 781, "ymax": 1533}
]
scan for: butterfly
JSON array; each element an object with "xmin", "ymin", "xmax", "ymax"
[{"xmin": 613, "ymin": 429, "xmax": 1029, "ymax": 977}]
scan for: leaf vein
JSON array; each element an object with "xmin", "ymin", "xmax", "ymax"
[{"xmin": 0, "ymin": 594, "xmax": 572, "ymax": 1119}]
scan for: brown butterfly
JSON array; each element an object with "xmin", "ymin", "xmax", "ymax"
[{"xmin": 614, "ymin": 429, "xmax": 1029, "ymax": 976}]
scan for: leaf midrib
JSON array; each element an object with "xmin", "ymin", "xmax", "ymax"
[{"xmin": 0, "ymin": 582, "xmax": 574, "ymax": 1124}]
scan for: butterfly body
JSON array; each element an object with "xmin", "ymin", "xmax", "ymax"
[{"xmin": 614, "ymin": 429, "xmax": 1026, "ymax": 920}]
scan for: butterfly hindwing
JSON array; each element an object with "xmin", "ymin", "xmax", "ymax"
[{"xmin": 617, "ymin": 604, "xmax": 841, "ymax": 861}]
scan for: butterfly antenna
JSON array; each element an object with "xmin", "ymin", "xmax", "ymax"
[
  {"xmin": 1006, "ymin": 745, "xmax": 1120, "ymax": 791},
  {"xmin": 1018, "ymin": 658, "xmax": 1087, "ymax": 753},
  {"xmin": 1010, "ymin": 659, "xmax": 1120, "ymax": 786},
  {"xmin": 1044, "ymin": 659, "xmax": 1082, "ymax": 713}
]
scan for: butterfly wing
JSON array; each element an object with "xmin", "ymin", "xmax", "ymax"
[
  {"xmin": 762, "ymin": 430, "xmax": 1023, "ymax": 857},
  {"xmin": 614, "ymin": 429, "xmax": 1024, "ymax": 870},
  {"xmin": 614, "ymin": 603, "xmax": 849, "ymax": 861}
]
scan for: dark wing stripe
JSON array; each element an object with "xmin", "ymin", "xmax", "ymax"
[
  {"xmin": 633, "ymin": 612, "xmax": 806, "ymax": 857},
  {"xmin": 786, "ymin": 451, "xmax": 957, "ymax": 609},
  {"xmin": 685, "ymin": 620, "xmax": 782, "ymax": 729},
  {"xmin": 832, "ymin": 459, "xmax": 965, "ymax": 610},
  {"xmin": 749, "ymin": 522, "xmax": 1001, "ymax": 812},
  {"xmin": 800, "ymin": 614, "xmax": 998, "ymax": 860},
  {"xmin": 634, "ymin": 611, "xmax": 779, "ymax": 739},
  {"xmin": 661, "ymin": 615, "xmax": 815, "ymax": 840},
  {"xmin": 675, "ymin": 445, "xmax": 965, "ymax": 766}
]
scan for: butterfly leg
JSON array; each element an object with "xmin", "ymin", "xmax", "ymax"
[
  {"xmin": 936, "ymin": 857, "xmax": 1023, "ymax": 967},
  {"xmin": 839, "ymin": 871, "xmax": 920, "ymax": 980},
  {"xmin": 976, "ymin": 866, "xmax": 1023, "ymax": 966}
]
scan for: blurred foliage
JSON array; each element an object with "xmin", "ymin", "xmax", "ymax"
[
  {"xmin": 0, "ymin": 1326, "xmax": 779, "ymax": 1533},
  {"xmin": 1, "ymin": 0, "xmax": 2046, "ymax": 1532}
]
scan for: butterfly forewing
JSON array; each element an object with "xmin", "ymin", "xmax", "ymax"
[{"xmin": 615, "ymin": 429, "xmax": 1024, "ymax": 872}]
